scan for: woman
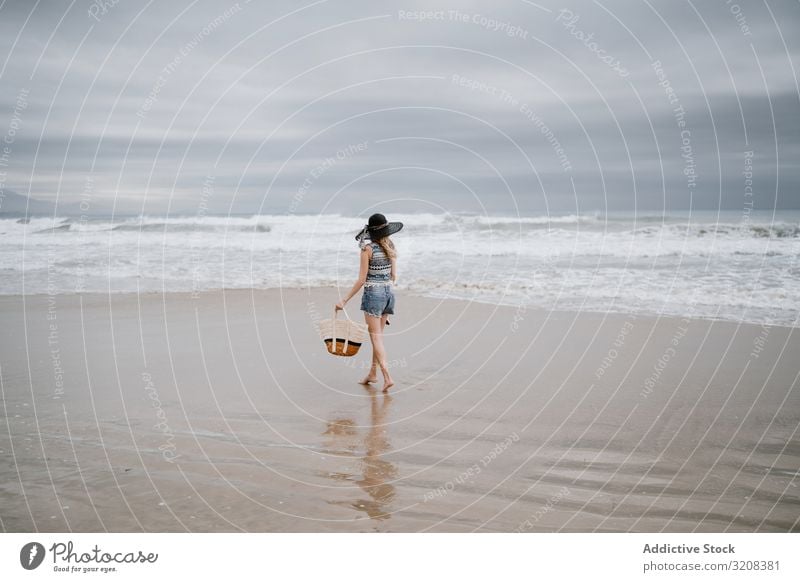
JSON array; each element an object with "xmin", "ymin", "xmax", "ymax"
[{"xmin": 335, "ymin": 213, "xmax": 402, "ymax": 392}]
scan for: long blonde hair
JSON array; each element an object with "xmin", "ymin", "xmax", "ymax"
[{"xmin": 373, "ymin": 235, "xmax": 396, "ymax": 260}]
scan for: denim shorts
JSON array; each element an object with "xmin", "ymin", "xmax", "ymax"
[{"xmin": 360, "ymin": 284, "xmax": 395, "ymax": 318}]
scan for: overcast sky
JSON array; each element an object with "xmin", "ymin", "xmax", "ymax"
[{"xmin": 0, "ymin": 0, "xmax": 798, "ymax": 215}]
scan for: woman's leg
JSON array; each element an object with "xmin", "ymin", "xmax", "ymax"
[
  {"xmin": 359, "ymin": 313, "xmax": 380, "ymax": 384},
  {"xmin": 365, "ymin": 313, "xmax": 393, "ymax": 392},
  {"xmin": 380, "ymin": 292, "xmax": 394, "ymax": 391}
]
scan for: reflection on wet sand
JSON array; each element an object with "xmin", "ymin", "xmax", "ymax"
[{"xmin": 323, "ymin": 390, "xmax": 396, "ymax": 521}]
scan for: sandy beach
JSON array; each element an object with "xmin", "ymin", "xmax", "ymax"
[{"xmin": 1, "ymin": 289, "xmax": 798, "ymax": 532}]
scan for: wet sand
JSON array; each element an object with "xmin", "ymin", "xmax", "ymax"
[{"xmin": 0, "ymin": 289, "xmax": 798, "ymax": 532}]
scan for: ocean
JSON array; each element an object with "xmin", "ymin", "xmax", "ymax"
[{"xmin": 2, "ymin": 210, "xmax": 798, "ymax": 327}]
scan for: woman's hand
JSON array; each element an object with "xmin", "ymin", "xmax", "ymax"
[{"xmin": 335, "ymin": 300, "xmax": 345, "ymax": 311}]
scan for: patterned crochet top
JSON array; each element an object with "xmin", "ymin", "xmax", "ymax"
[{"xmin": 361, "ymin": 239, "xmax": 393, "ymax": 285}]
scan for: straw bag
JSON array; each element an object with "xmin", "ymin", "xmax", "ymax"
[{"xmin": 318, "ymin": 308, "xmax": 368, "ymax": 357}]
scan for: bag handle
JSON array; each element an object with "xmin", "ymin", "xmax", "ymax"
[{"xmin": 331, "ymin": 307, "xmax": 352, "ymax": 354}]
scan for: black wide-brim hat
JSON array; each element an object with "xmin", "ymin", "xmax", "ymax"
[{"xmin": 354, "ymin": 213, "xmax": 403, "ymax": 241}]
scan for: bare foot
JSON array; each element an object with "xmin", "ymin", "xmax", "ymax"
[
  {"xmin": 359, "ymin": 375, "xmax": 377, "ymax": 385},
  {"xmin": 382, "ymin": 380, "xmax": 394, "ymax": 393}
]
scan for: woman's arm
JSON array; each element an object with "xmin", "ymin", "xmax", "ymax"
[
  {"xmin": 390, "ymin": 257, "xmax": 397, "ymax": 284},
  {"xmin": 335, "ymin": 246, "xmax": 370, "ymax": 310}
]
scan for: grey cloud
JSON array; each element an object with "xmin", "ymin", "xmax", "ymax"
[{"xmin": 0, "ymin": 0, "xmax": 798, "ymax": 215}]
